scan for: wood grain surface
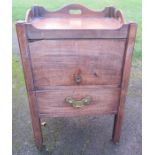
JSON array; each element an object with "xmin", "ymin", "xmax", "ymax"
[
  {"xmin": 26, "ymin": 5, "xmax": 124, "ymax": 23},
  {"xmin": 35, "ymin": 85, "xmax": 120, "ymax": 117},
  {"xmin": 26, "ymin": 24, "xmax": 129, "ymax": 39},
  {"xmin": 112, "ymin": 23, "xmax": 137, "ymax": 143},
  {"xmin": 16, "ymin": 4, "xmax": 137, "ymax": 148},
  {"xmin": 31, "ymin": 18, "xmax": 123, "ymax": 30},
  {"xmin": 29, "ymin": 39, "xmax": 126, "ymax": 89},
  {"xmin": 16, "ymin": 22, "xmax": 43, "ymax": 149}
]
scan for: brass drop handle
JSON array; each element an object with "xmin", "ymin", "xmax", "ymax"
[{"xmin": 65, "ymin": 96, "xmax": 92, "ymax": 108}]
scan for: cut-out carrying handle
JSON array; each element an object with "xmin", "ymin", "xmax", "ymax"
[
  {"xmin": 58, "ymin": 4, "xmax": 95, "ymax": 15},
  {"xmin": 25, "ymin": 4, "xmax": 125, "ymax": 23}
]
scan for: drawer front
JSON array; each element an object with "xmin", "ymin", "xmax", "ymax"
[
  {"xmin": 36, "ymin": 86, "xmax": 120, "ymax": 117},
  {"xmin": 29, "ymin": 39, "xmax": 126, "ymax": 89}
]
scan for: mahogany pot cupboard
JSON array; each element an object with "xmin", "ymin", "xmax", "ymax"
[{"xmin": 16, "ymin": 4, "xmax": 137, "ymax": 149}]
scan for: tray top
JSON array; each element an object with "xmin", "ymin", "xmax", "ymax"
[
  {"xmin": 25, "ymin": 4, "xmax": 125, "ymax": 30},
  {"xmin": 31, "ymin": 17, "xmax": 123, "ymax": 29}
]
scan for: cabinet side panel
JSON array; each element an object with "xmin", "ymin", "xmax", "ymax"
[
  {"xmin": 16, "ymin": 22, "xmax": 43, "ymax": 148},
  {"xmin": 112, "ymin": 23, "xmax": 137, "ymax": 143}
]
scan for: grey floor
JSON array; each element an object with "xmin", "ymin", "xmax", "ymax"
[{"xmin": 12, "ymin": 31, "xmax": 142, "ymax": 155}]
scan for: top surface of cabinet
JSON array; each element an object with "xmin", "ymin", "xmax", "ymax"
[
  {"xmin": 31, "ymin": 17, "xmax": 122, "ymax": 30},
  {"xmin": 25, "ymin": 4, "xmax": 125, "ymax": 30}
]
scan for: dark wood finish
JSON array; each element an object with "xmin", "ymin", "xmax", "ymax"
[
  {"xmin": 112, "ymin": 23, "xmax": 137, "ymax": 143},
  {"xmin": 26, "ymin": 24, "xmax": 129, "ymax": 39},
  {"xmin": 16, "ymin": 4, "xmax": 137, "ymax": 149},
  {"xmin": 25, "ymin": 5, "xmax": 125, "ymax": 20},
  {"xmin": 29, "ymin": 39, "xmax": 126, "ymax": 89},
  {"xmin": 36, "ymin": 86, "xmax": 120, "ymax": 117},
  {"xmin": 16, "ymin": 22, "xmax": 43, "ymax": 149},
  {"xmin": 25, "ymin": 4, "xmax": 127, "ymax": 39},
  {"xmin": 31, "ymin": 18, "xmax": 123, "ymax": 29}
]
